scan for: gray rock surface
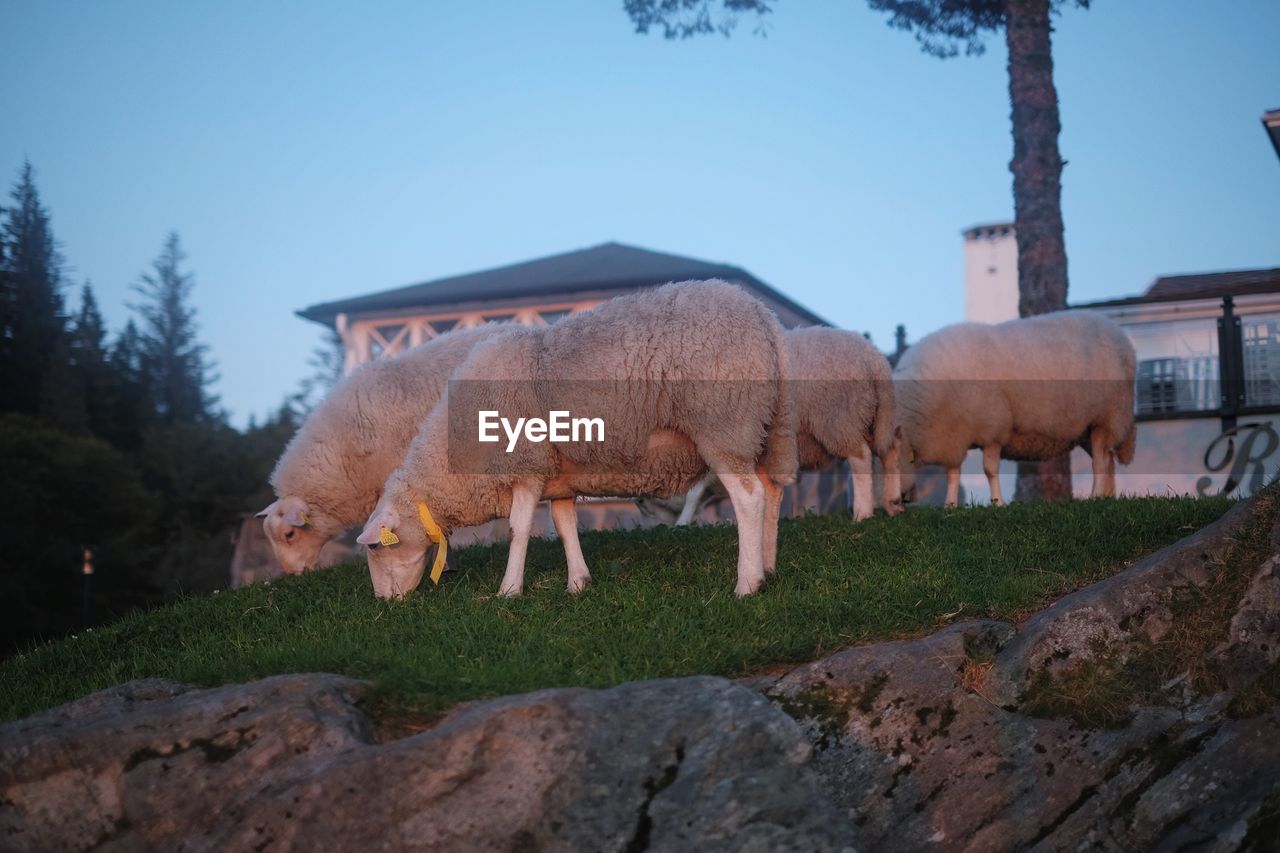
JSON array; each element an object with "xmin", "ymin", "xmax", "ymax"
[
  {"xmin": 0, "ymin": 674, "xmax": 850, "ymax": 852},
  {"xmin": 761, "ymin": 489, "xmax": 1280, "ymax": 851}
]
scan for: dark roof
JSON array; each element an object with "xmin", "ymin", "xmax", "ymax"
[
  {"xmin": 1264, "ymin": 108, "xmax": 1280, "ymax": 161},
  {"xmin": 1074, "ymin": 267, "xmax": 1280, "ymax": 309},
  {"xmin": 297, "ymin": 241, "xmax": 828, "ymax": 326}
]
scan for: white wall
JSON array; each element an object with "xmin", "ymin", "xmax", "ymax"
[{"xmin": 963, "ymin": 224, "xmax": 1019, "ymax": 324}]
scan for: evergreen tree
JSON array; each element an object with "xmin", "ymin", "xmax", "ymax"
[
  {"xmin": 107, "ymin": 319, "xmax": 153, "ymax": 450},
  {"xmin": 290, "ymin": 328, "xmax": 345, "ymax": 415},
  {"xmin": 68, "ymin": 283, "xmax": 119, "ymax": 439},
  {"xmin": 131, "ymin": 232, "xmax": 219, "ymax": 425},
  {"xmin": 0, "ymin": 161, "xmax": 67, "ymax": 418}
]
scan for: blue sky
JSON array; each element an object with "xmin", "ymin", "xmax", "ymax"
[{"xmin": 2, "ymin": 0, "xmax": 1277, "ymax": 427}]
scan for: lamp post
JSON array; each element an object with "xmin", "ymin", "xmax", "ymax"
[{"xmin": 81, "ymin": 546, "xmax": 94, "ymax": 629}]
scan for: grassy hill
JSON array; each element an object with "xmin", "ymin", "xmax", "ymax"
[{"xmin": 0, "ymin": 496, "xmax": 1233, "ymax": 723}]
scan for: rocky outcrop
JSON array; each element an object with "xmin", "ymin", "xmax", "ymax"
[
  {"xmin": 762, "ymin": 489, "xmax": 1280, "ymax": 851},
  {"xmin": 6, "ymin": 490, "xmax": 1280, "ymax": 851},
  {"xmin": 0, "ymin": 674, "xmax": 850, "ymax": 852}
]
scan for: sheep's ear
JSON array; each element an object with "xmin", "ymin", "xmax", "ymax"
[
  {"xmin": 357, "ymin": 507, "xmax": 400, "ymax": 546},
  {"xmin": 893, "ymin": 425, "xmax": 904, "ymax": 442},
  {"xmin": 255, "ymin": 500, "xmax": 279, "ymax": 519},
  {"xmin": 279, "ymin": 497, "xmax": 310, "ymax": 528}
]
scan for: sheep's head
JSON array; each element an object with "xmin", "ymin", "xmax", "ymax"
[
  {"xmin": 258, "ymin": 497, "xmax": 331, "ymax": 574},
  {"xmin": 358, "ymin": 501, "xmax": 447, "ymax": 599}
]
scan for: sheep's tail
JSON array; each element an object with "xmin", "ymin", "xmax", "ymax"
[
  {"xmin": 1116, "ymin": 421, "xmax": 1137, "ymax": 466},
  {"xmin": 761, "ymin": 328, "xmax": 799, "ymax": 486}
]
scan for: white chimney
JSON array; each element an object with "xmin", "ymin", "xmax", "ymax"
[{"xmin": 963, "ymin": 223, "xmax": 1019, "ymax": 324}]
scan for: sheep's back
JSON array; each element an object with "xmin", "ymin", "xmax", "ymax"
[{"xmin": 269, "ymin": 324, "xmax": 502, "ymax": 517}]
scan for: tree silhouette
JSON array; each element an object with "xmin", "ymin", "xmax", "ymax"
[
  {"xmin": 68, "ymin": 283, "xmax": 121, "ymax": 439},
  {"xmin": 131, "ymin": 232, "xmax": 220, "ymax": 425},
  {"xmin": 0, "ymin": 161, "xmax": 66, "ymax": 418}
]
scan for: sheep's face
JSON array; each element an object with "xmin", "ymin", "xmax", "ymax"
[
  {"xmin": 358, "ymin": 505, "xmax": 430, "ymax": 599},
  {"xmin": 258, "ymin": 497, "xmax": 330, "ymax": 574}
]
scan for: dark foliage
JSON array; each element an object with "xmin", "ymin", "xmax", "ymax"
[
  {"xmin": 0, "ymin": 164, "xmax": 298, "ymax": 655},
  {"xmin": 624, "ymin": 0, "xmax": 774, "ymax": 39},
  {"xmin": 0, "ymin": 414, "xmax": 159, "ymax": 653}
]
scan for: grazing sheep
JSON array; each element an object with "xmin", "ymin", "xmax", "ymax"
[
  {"xmin": 257, "ymin": 325, "xmax": 501, "ymax": 573},
  {"xmin": 893, "ymin": 310, "xmax": 1136, "ymax": 506},
  {"xmin": 358, "ymin": 280, "xmax": 797, "ymax": 599},
  {"xmin": 665, "ymin": 326, "xmax": 903, "ymax": 526}
]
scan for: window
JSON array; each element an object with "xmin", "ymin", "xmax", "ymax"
[
  {"xmin": 1128, "ymin": 318, "xmax": 1219, "ymax": 416},
  {"xmin": 1243, "ymin": 315, "xmax": 1280, "ymax": 407},
  {"xmin": 538, "ymin": 309, "xmax": 571, "ymax": 325}
]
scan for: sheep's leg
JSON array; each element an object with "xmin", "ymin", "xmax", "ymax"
[
  {"xmin": 675, "ymin": 476, "xmax": 710, "ymax": 526},
  {"xmin": 497, "ymin": 482, "xmax": 541, "ymax": 597},
  {"xmin": 983, "ymin": 444, "xmax": 1004, "ymax": 506},
  {"xmin": 1090, "ymin": 430, "xmax": 1115, "ymax": 498},
  {"xmin": 717, "ymin": 468, "xmax": 766, "ymax": 596},
  {"xmin": 759, "ymin": 469, "xmax": 783, "ymax": 575},
  {"xmin": 849, "ymin": 444, "xmax": 874, "ymax": 521},
  {"xmin": 550, "ymin": 498, "xmax": 591, "ymax": 593},
  {"xmin": 881, "ymin": 443, "xmax": 905, "ymax": 516},
  {"xmin": 945, "ymin": 467, "xmax": 960, "ymax": 508}
]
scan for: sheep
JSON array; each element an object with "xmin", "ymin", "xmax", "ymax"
[
  {"xmin": 664, "ymin": 326, "xmax": 903, "ymax": 525},
  {"xmin": 893, "ymin": 310, "xmax": 1136, "ymax": 507},
  {"xmin": 357, "ymin": 280, "xmax": 798, "ymax": 599},
  {"xmin": 257, "ymin": 325, "xmax": 501, "ymax": 574}
]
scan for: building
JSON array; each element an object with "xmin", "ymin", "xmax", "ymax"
[
  {"xmin": 960, "ymin": 223, "xmax": 1280, "ymax": 500},
  {"xmin": 297, "ymin": 241, "xmax": 826, "ymax": 374}
]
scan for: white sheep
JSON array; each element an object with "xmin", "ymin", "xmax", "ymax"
[
  {"xmin": 669, "ymin": 326, "xmax": 903, "ymax": 525},
  {"xmin": 357, "ymin": 280, "xmax": 798, "ymax": 599},
  {"xmin": 893, "ymin": 310, "xmax": 1136, "ymax": 506},
  {"xmin": 258, "ymin": 325, "xmax": 500, "ymax": 573}
]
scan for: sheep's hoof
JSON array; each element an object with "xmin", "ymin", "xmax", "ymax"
[
  {"xmin": 734, "ymin": 580, "xmax": 762, "ymax": 597},
  {"xmin": 567, "ymin": 576, "xmax": 591, "ymax": 594},
  {"xmin": 992, "ymin": 499, "xmax": 1004, "ymax": 507},
  {"xmin": 497, "ymin": 585, "xmax": 522, "ymax": 598}
]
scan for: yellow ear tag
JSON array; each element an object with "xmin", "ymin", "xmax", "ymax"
[
  {"xmin": 417, "ymin": 501, "xmax": 448, "ymax": 585},
  {"xmin": 300, "ymin": 513, "xmax": 312, "ymax": 527},
  {"xmin": 379, "ymin": 526, "xmax": 400, "ymax": 547}
]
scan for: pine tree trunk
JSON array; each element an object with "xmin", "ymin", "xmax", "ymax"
[{"xmin": 1006, "ymin": 0, "xmax": 1073, "ymax": 502}]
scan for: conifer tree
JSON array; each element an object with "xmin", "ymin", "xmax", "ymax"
[
  {"xmin": 0, "ymin": 161, "xmax": 66, "ymax": 417},
  {"xmin": 68, "ymin": 283, "xmax": 119, "ymax": 439},
  {"xmin": 131, "ymin": 232, "xmax": 219, "ymax": 424}
]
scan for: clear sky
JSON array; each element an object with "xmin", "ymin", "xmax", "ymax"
[{"xmin": 2, "ymin": 0, "xmax": 1277, "ymax": 427}]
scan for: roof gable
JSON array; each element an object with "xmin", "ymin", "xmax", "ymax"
[{"xmin": 297, "ymin": 241, "xmax": 827, "ymax": 326}]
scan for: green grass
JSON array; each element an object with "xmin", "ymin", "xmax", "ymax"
[{"xmin": 0, "ymin": 496, "xmax": 1232, "ymax": 723}]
